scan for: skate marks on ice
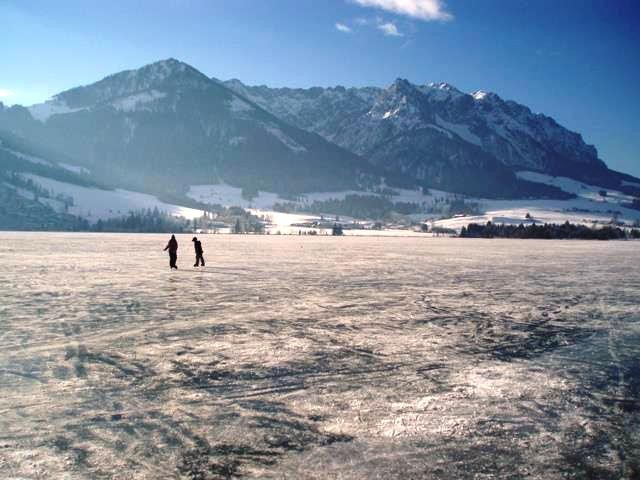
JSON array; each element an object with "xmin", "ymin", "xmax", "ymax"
[{"xmin": 0, "ymin": 234, "xmax": 639, "ymax": 478}]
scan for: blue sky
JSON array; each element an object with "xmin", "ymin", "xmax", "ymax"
[{"xmin": 2, "ymin": 0, "xmax": 639, "ymax": 176}]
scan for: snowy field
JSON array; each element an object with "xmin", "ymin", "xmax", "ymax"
[
  {"xmin": 189, "ymin": 176, "xmax": 640, "ymax": 234},
  {"xmin": 432, "ymin": 171, "xmax": 640, "ymax": 230},
  {"xmin": 19, "ymin": 170, "xmax": 640, "ymax": 234},
  {"xmin": 25, "ymin": 175, "xmax": 204, "ymax": 221},
  {"xmin": 250, "ymin": 210, "xmax": 429, "ymax": 236},
  {"xmin": 1, "ymin": 233, "xmax": 639, "ymax": 479}
]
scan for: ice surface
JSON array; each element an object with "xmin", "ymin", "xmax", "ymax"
[{"xmin": 0, "ymin": 234, "xmax": 638, "ymax": 479}]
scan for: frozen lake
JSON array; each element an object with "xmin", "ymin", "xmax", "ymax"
[{"xmin": 1, "ymin": 233, "xmax": 639, "ymax": 479}]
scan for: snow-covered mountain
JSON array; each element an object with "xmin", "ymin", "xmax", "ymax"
[
  {"xmin": 1, "ymin": 59, "xmax": 637, "ymax": 202},
  {"xmin": 0, "ymin": 59, "xmax": 377, "ymax": 197},
  {"xmin": 225, "ymin": 78, "xmax": 636, "ymax": 195}
]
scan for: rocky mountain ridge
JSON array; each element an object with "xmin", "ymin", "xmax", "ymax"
[
  {"xmin": 224, "ymin": 77, "xmax": 623, "ymax": 193},
  {"xmin": 1, "ymin": 58, "xmax": 636, "ymax": 201}
]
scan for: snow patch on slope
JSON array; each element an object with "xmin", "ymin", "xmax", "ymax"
[
  {"xmin": 188, "ymin": 184, "xmax": 449, "ymax": 211},
  {"xmin": 472, "ymin": 91, "xmax": 489, "ymax": 101},
  {"xmin": 228, "ymin": 96, "xmax": 253, "ymax": 113},
  {"xmin": 1, "ymin": 147, "xmax": 54, "ymax": 167},
  {"xmin": 368, "ymin": 98, "xmax": 424, "ymax": 131},
  {"xmin": 59, "ymin": 163, "xmax": 91, "ymax": 175},
  {"xmin": 28, "ymin": 98, "xmax": 85, "ymax": 122},
  {"xmin": 111, "ymin": 90, "xmax": 166, "ymax": 112},
  {"xmin": 432, "ymin": 173, "xmax": 640, "ymax": 232},
  {"xmin": 25, "ymin": 175, "xmax": 203, "ymax": 222},
  {"xmin": 433, "ymin": 200, "xmax": 640, "ymax": 232},
  {"xmin": 427, "ymin": 124, "xmax": 453, "ymax": 139},
  {"xmin": 188, "ymin": 183, "xmax": 282, "ymax": 209},
  {"xmin": 265, "ymin": 127, "xmax": 307, "ymax": 153},
  {"xmin": 4, "ymin": 183, "xmax": 36, "ymax": 201},
  {"xmin": 517, "ymin": 171, "xmax": 635, "ymax": 204},
  {"xmin": 2, "ymin": 145, "xmax": 90, "ymax": 175},
  {"xmin": 435, "ymin": 115, "xmax": 482, "ymax": 146},
  {"xmin": 422, "ymin": 83, "xmax": 465, "ymax": 101},
  {"xmin": 123, "ymin": 117, "xmax": 137, "ymax": 144}
]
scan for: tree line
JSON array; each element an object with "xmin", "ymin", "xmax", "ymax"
[
  {"xmin": 92, "ymin": 207, "xmax": 265, "ymax": 234},
  {"xmin": 460, "ymin": 221, "xmax": 640, "ymax": 240}
]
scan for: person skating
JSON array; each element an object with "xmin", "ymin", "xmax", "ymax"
[
  {"xmin": 163, "ymin": 234, "xmax": 179, "ymax": 269},
  {"xmin": 192, "ymin": 237, "xmax": 205, "ymax": 267}
]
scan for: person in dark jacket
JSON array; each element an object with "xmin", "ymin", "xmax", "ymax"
[
  {"xmin": 192, "ymin": 237, "xmax": 205, "ymax": 267},
  {"xmin": 163, "ymin": 235, "xmax": 178, "ymax": 269}
]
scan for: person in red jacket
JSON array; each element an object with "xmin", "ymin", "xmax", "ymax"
[{"xmin": 163, "ymin": 234, "xmax": 178, "ymax": 269}]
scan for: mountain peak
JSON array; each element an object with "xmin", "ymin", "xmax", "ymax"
[
  {"xmin": 224, "ymin": 78, "xmax": 245, "ymax": 89},
  {"xmin": 53, "ymin": 58, "xmax": 210, "ymax": 108},
  {"xmin": 120, "ymin": 58, "xmax": 207, "ymax": 85},
  {"xmin": 140, "ymin": 58, "xmax": 196, "ymax": 77},
  {"xmin": 427, "ymin": 82, "xmax": 460, "ymax": 92},
  {"xmin": 421, "ymin": 82, "xmax": 464, "ymax": 100},
  {"xmin": 472, "ymin": 90, "xmax": 501, "ymax": 102},
  {"xmin": 389, "ymin": 78, "xmax": 415, "ymax": 91},
  {"xmin": 154, "ymin": 57, "xmax": 182, "ymax": 67}
]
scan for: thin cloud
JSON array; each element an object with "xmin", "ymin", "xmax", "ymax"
[
  {"xmin": 377, "ymin": 22, "xmax": 403, "ymax": 36},
  {"xmin": 0, "ymin": 88, "xmax": 14, "ymax": 98},
  {"xmin": 335, "ymin": 22, "xmax": 353, "ymax": 33},
  {"xmin": 340, "ymin": 14, "xmax": 408, "ymax": 39},
  {"xmin": 352, "ymin": 0, "xmax": 452, "ymax": 21}
]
